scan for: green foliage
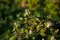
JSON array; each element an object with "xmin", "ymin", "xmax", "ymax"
[{"xmin": 0, "ymin": 0, "xmax": 60, "ymax": 40}]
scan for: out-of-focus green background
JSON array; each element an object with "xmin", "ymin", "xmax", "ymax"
[{"xmin": 0, "ymin": 0, "xmax": 60, "ymax": 40}]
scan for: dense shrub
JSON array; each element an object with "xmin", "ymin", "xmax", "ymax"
[{"xmin": 0, "ymin": 0, "xmax": 60, "ymax": 40}]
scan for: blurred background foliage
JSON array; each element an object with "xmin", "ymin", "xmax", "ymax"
[{"xmin": 0, "ymin": 0, "xmax": 60, "ymax": 40}]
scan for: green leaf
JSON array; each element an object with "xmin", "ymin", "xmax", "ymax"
[
  {"xmin": 9, "ymin": 36, "xmax": 16, "ymax": 40},
  {"xmin": 34, "ymin": 11, "xmax": 40, "ymax": 17}
]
